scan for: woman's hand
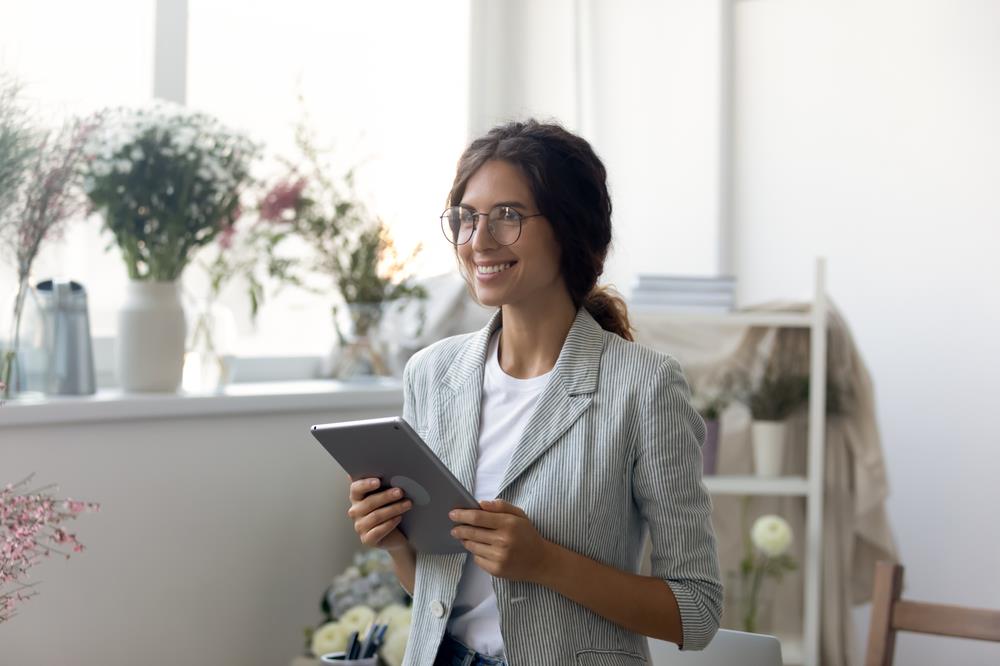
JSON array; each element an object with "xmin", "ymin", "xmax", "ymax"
[
  {"xmin": 449, "ymin": 499, "xmax": 556, "ymax": 583},
  {"xmin": 347, "ymin": 476, "xmax": 413, "ymax": 552}
]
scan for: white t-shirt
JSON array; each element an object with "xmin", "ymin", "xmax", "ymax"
[{"xmin": 445, "ymin": 328, "xmax": 553, "ymax": 657}]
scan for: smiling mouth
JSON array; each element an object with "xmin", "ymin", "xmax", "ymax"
[{"xmin": 476, "ymin": 261, "xmax": 517, "ymax": 275}]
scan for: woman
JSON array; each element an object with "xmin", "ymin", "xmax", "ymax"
[{"xmin": 346, "ymin": 120, "xmax": 722, "ymax": 666}]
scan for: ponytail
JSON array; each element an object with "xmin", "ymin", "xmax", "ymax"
[{"xmin": 583, "ymin": 285, "xmax": 634, "ymax": 342}]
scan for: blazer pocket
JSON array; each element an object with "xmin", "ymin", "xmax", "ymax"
[{"xmin": 574, "ymin": 649, "xmax": 647, "ymax": 665}]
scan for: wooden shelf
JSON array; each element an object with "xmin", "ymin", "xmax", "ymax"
[{"xmin": 703, "ymin": 475, "xmax": 810, "ymax": 496}]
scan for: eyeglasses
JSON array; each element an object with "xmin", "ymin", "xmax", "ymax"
[{"xmin": 440, "ymin": 204, "xmax": 544, "ymax": 246}]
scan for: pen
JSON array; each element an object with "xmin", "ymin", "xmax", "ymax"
[
  {"xmin": 368, "ymin": 624, "xmax": 389, "ymax": 658},
  {"xmin": 345, "ymin": 631, "xmax": 359, "ymax": 660},
  {"xmin": 358, "ymin": 622, "xmax": 378, "ymax": 659}
]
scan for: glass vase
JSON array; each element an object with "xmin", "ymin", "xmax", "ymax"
[
  {"xmin": 326, "ymin": 302, "xmax": 391, "ymax": 380},
  {"xmin": 182, "ymin": 297, "xmax": 237, "ymax": 393},
  {"xmin": 1, "ymin": 276, "xmax": 43, "ymax": 400}
]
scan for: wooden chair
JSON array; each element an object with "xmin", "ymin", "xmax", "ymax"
[{"xmin": 865, "ymin": 560, "xmax": 1000, "ymax": 665}]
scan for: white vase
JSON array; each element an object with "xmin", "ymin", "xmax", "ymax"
[
  {"xmin": 116, "ymin": 280, "xmax": 186, "ymax": 392},
  {"xmin": 750, "ymin": 420, "xmax": 787, "ymax": 477}
]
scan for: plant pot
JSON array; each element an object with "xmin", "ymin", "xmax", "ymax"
[
  {"xmin": 703, "ymin": 418, "xmax": 720, "ymax": 475},
  {"xmin": 116, "ymin": 280, "xmax": 186, "ymax": 392},
  {"xmin": 750, "ymin": 420, "xmax": 786, "ymax": 477}
]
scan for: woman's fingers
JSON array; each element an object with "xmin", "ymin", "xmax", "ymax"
[
  {"xmin": 354, "ymin": 498, "xmax": 413, "ymax": 535},
  {"xmin": 348, "ymin": 477, "xmax": 380, "ymax": 501},
  {"xmin": 349, "ymin": 489, "xmax": 402, "ymax": 520},
  {"xmin": 363, "ymin": 515, "xmax": 403, "ymax": 546}
]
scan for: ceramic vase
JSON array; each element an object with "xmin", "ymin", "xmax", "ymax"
[{"xmin": 116, "ymin": 280, "xmax": 186, "ymax": 392}]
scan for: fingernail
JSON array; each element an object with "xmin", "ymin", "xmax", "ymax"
[{"xmin": 449, "ymin": 511, "xmax": 457, "ymax": 519}]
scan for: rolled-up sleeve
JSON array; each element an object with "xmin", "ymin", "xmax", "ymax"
[{"xmin": 632, "ymin": 356, "xmax": 723, "ymax": 650}]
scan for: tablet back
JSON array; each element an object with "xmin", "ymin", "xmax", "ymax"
[{"xmin": 311, "ymin": 416, "xmax": 479, "ymax": 554}]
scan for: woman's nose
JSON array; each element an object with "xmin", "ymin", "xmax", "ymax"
[{"xmin": 470, "ymin": 215, "xmax": 498, "ymax": 250}]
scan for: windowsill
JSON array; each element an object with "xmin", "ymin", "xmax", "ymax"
[{"xmin": 0, "ymin": 378, "xmax": 403, "ymax": 427}]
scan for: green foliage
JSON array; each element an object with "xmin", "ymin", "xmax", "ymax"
[
  {"xmin": 258, "ymin": 118, "xmax": 426, "ymax": 317},
  {"xmin": 0, "ymin": 75, "xmax": 36, "ymax": 225},
  {"xmin": 746, "ymin": 373, "xmax": 810, "ymax": 421}
]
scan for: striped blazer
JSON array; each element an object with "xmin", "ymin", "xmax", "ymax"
[{"xmin": 400, "ymin": 306, "xmax": 722, "ymax": 666}]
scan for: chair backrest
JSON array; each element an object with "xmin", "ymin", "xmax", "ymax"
[
  {"xmin": 865, "ymin": 560, "xmax": 1000, "ymax": 666},
  {"xmin": 648, "ymin": 629, "xmax": 783, "ymax": 665}
]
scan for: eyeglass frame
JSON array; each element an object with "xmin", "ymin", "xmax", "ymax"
[{"xmin": 439, "ymin": 203, "xmax": 545, "ymax": 247}]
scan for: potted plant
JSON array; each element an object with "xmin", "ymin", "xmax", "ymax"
[
  {"xmin": 691, "ymin": 386, "xmax": 731, "ymax": 476},
  {"xmin": 81, "ymin": 103, "xmax": 257, "ymax": 392},
  {"xmin": 743, "ymin": 371, "xmax": 809, "ymax": 477},
  {"xmin": 0, "ymin": 75, "xmax": 93, "ymax": 399},
  {"xmin": 257, "ymin": 121, "xmax": 425, "ymax": 379}
]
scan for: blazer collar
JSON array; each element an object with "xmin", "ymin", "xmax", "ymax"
[
  {"xmin": 437, "ymin": 306, "xmax": 607, "ymax": 497},
  {"xmin": 442, "ymin": 305, "xmax": 605, "ymax": 396}
]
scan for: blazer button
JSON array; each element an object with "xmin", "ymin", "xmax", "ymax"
[{"xmin": 430, "ymin": 599, "xmax": 447, "ymax": 618}]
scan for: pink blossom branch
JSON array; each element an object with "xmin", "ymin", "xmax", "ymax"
[{"xmin": 0, "ymin": 475, "xmax": 98, "ymax": 623}]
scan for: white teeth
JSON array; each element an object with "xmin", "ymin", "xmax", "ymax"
[{"xmin": 477, "ymin": 262, "xmax": 514, "ymax": 275}]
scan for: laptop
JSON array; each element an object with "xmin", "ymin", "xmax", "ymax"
[{"xmin": 647, "ymin": 629, "xmax": 784, "ymax": 665}]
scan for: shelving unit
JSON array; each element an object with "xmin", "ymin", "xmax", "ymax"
[{"xmin": 632, "ymin": 258, "xmax": 828, "ymax": 666}]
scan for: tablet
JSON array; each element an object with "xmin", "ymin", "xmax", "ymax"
[{"xmin": 310, "ymin": 416, "xmax": 479, "ymax": 554}]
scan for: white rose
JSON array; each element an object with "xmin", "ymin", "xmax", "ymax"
[
  {"xmin": 379, "ymin": 625, "xmax": 409, "ymax": 666},
  {"xmin": 375, "ymin": 603, "xmax": 411, "ymax": 634},
  {"xmin": 339, "ymin": 604, "xmax": 377, "ymax": 634},
  {"xmin": 751, "ymin": 514, "xmax": 793, "ymax": 557},
  {"xmin": 311, "ymin": 621, "xmax": 349, "ymax": 657}
]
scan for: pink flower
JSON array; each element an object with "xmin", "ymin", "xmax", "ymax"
[
  {"xmin": 259, "ymin": 177, "xmax": 307, "ymax": 223},
  {"xmin": 1, "ymin": 475, "xmax": 97, "ymax": 623},
  {"xmin": 217, "ymin": 222, "xmax": 236, "ymax": 250}
]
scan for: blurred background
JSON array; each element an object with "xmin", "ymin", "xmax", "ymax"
[{"xmin": 1, "ymin": 1, "xmax": 998, "ymax": 665}]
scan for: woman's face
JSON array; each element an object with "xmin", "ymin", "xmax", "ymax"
[{"xmin": 457, "ymin": 159, "xmax": 566, "ymax": 309}]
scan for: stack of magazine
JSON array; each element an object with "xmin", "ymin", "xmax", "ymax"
[{"xmin": 629, "ymin": 274, "xmax": 736, "ymax": 312}]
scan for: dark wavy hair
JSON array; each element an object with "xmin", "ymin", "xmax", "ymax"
[{"xmin": 447, "ymin": 119, "xmax": 633, "ymax": 341}]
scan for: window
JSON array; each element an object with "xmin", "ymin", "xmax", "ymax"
[{"xmin": 1, "ymin": 0, "xmax": 470, "ymax": 360}]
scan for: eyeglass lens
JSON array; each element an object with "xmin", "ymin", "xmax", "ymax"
[{"xmin": 441, "ymin": 206, "xmax": 522, "ymax": 246}]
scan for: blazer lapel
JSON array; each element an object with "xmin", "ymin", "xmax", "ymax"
[
  {"xmin": 437, "ymin": 307, "xmax": 607, "ymax": 497},
  {"xmin": 437, "ymin": 308, "xmax": 503, "ymax": 493},
  {"xmin": 497, "ymin": 307, "xmax": 605, "ymax": 496}
]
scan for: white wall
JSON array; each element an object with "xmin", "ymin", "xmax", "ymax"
[
  {"xmin": 732, "ymin": 2, "xmax": 1000, "ymax": 664},
  {"xmin": 467, "ymin": 0, "xmax": 723, "ymax": 293},
  {"xmin": 0, "ymin": 403, "xmax": 396, "ymax": 666}
]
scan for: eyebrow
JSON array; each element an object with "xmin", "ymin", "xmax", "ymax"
[{"xmin": 460, "ymin": 200, "xmax": 529, "ymax": 211}]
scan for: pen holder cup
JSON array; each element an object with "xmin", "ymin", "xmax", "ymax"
[{"xmin": 319, "ymin": 654, "xmax": 379, "ymax": 665}]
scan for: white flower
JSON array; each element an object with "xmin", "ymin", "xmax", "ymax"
[
  {"xmin": 379, "ymin": 625, "xmax": 409, "ymax": 666},
  {"xmin": 311, "ymin": 621, "xmax": 350, "ymax": 657},
  {"xmin": 751, "ymin": 514, "xmax": 793, "ymax": 557},
  {"xmin": 375, "ymin": 603, "xmax": 411, "ymax": 634},
  {"xmin": 339, "ymin": 604, "xmax": 377, "ymax": 634}
]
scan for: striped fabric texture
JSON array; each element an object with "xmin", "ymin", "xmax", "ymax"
[{"xmin": 400, "ymin": 307, "xmax": 723, "ymax": 666}]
